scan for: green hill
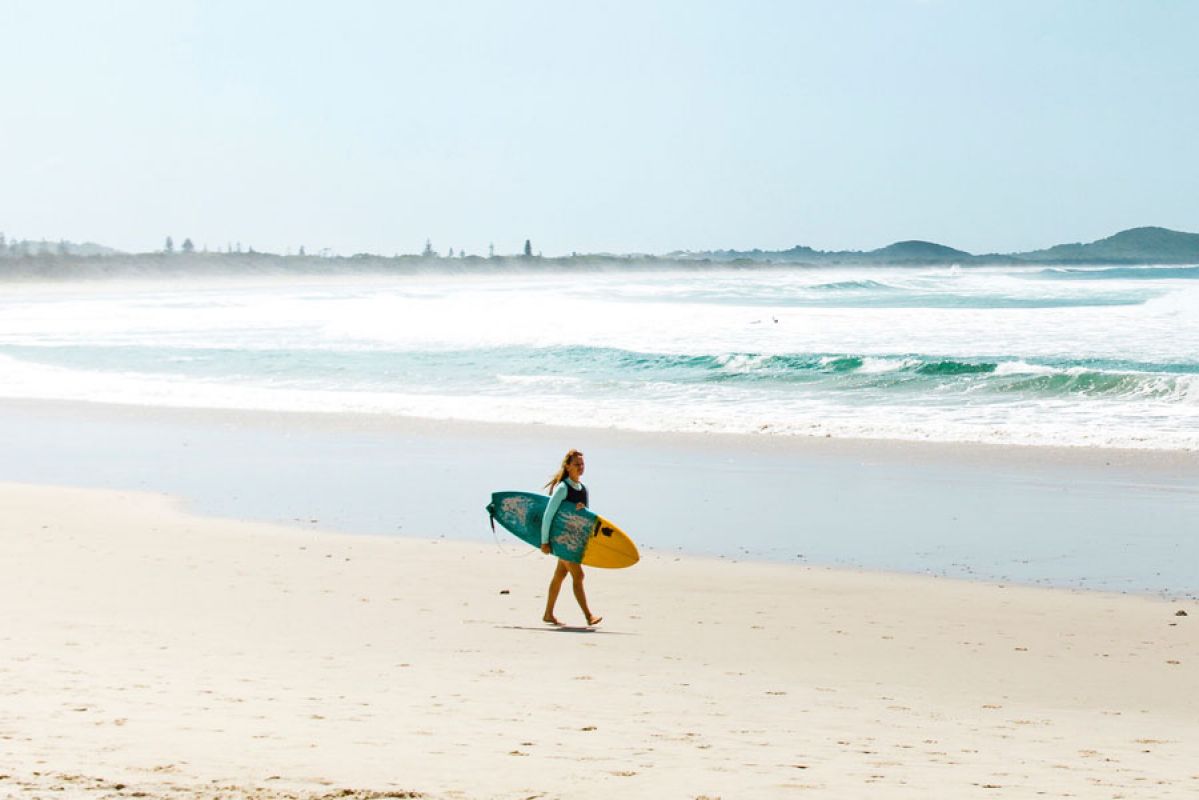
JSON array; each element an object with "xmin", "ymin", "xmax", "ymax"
[
  {"xmin": 869, "ymin": 240, "xmax": 972, "ymax": 262},
  {"xmin": 1016, "ymin": 227, "xmax": 1199, "ymax": 263}
]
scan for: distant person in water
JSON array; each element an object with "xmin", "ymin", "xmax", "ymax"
[{"xmin": 540, "ymin": 449, "xmax": 602, "ymax": 627}]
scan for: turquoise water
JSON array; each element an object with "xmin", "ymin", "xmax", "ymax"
[
  {"xmin": 2, "ymin": 344, "xmax": 1195, "ymax": 401},
  {"xmin": 1, "ymin": 263, "xmax": 1196, "ymax": 449}
]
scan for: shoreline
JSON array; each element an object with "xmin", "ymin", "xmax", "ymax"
[
  {"xmin": 3, "ymin": 397, "xmax": 1198, "ymax": 599},
  {"xmin": 6, "ymin": 395, "xmax": 1199, "ymax": 471},
  {"xmin": 0, "ymin": 473, "xmax": 1186, "ymax": 606},
  {"xmin": 3, "ymin": 481, "xmax": 1197, "ymax": 799}
]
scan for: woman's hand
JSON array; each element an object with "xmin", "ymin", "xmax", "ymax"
[
  {"xmin": 540, "ymin": 543, "xmax": 552, "ymax": 554},
  {"xmin": 575, "ymin": 502, "xmax": 585, "ymax": 510}
]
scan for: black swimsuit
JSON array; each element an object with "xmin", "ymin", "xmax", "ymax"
[{"xmin": 564, "ymin": 480, "xmax": 588, "ymax": 508}]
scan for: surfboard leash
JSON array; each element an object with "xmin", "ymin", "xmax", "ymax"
[{"xmin": 485, "ymin": 501, "xmax": 535, "ymax": 559}]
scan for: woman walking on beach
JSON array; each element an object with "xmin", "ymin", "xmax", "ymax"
[{"xmin": 541, "ymin": 449, "xmax": 602, "ymax": 627}]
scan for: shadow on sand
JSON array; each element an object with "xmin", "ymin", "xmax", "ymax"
[{"xmin": 496, "ymin": 625, "xmax": 634, "ymax": 636}]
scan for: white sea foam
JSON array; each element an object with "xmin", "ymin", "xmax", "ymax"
[
  {"xmin": 715, "ymin": 353, "xmax": 771, "ymax": 372},
  {"xmin": 857, "ymin": 357, "xmax": 918, "ymax": 374},
  {"xmin": 496, "ymin": 374, "xmax": 582, "ymax": 387},
  {"xmin": 1, "ymin": 268, "xmax": 1197, "ymax": 450},
  {"xmin": 993, "ymin": 361, "xmax": 1058, "ymax": 376}
]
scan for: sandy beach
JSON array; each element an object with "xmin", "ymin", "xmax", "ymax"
[
  {"xmin": 7, "ymin": 3, "xmax": 1198, "ymax": 796},
  {"xmin": 3, "ymin": 474, "xmax": 1197, "ymax": 799}
]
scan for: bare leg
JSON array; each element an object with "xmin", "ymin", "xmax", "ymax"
[
  {"xmin": 543, "ymin": 560, "xmax": 569, "ymax": 624},
  {"xmin": 566, "ymin": 562, "xmax": 602, "ymax": 626}
]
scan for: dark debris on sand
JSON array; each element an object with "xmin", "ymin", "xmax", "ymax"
[{"xmin": 1, "ymin": 771, "xmax": 425, "ymax": 800}]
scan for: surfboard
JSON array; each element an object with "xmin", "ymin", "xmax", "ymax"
[{"xmin": 486, "ymin": 491, "xmax": 640, "ymax": 569}]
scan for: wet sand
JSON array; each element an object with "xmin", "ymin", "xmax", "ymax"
[{"xmin": 2, "ymin": 398, "xmax": 1198, "ymax": 596}]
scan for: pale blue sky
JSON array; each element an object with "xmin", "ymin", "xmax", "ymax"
[{"xmin": 3, "ymin": 1, "xmax": 1196, "ymax": 256}]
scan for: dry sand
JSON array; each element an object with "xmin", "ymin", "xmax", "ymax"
[{"xmin": 2, "ymin": 482, "xmax": 1197, "ymax": 799}]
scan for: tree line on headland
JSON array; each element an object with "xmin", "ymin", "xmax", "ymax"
[{"xmin": 1, "ymin": 227, "xmax": 1197, "ymax": 279}]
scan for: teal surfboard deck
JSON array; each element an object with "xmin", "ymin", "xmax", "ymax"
[
  {"xmin": 486, "ymin": 491, "xmax": 640, "ymax": 568},
  {"xmin": 487, "ymin": 491, "xmax": 594, "ymax": 562}
]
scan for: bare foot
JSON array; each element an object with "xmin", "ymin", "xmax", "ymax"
[
  {"xmin": 586, "ymin": 615, "xmax": 603, "ymax": 627},
  {"xmin": 543, "ymin": 615, "xmax": 563, "ymax": 626}
]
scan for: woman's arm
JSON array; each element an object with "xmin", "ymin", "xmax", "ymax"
[{"xmin": 541, "ymin": 482, "xmax": 569, "ymax": 545}]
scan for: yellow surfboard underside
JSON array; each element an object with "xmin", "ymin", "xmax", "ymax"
[{"xmin": 580, "ymin": 515, "xmax": 640, "ymax": 569}]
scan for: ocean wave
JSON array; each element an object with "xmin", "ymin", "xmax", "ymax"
[
  {"xmin": 0, "ymin": 348, "xmax": 1195, "ymax": 449},
  {"xmin": 605, "ymin": 289, "xmax": 1150, "ymax": 310},
  {"xmin": 992, "ymin": 360, "xmax": 1059, "ymax": 376},
  {"xmin": 808, "ymin": 279, "xmax": 895, "ymax": 291},
  {"xmin": 1033, "ymin": 265, "xmax": 1199, "ymax": 280},
  {"xmin": 6, "ymin": 342, "xmax": 1195, "ymax": 401},
  {"xmin": 496, "ymin": 373, "xmax": 583, "ymax": 386},
  {"xmin": 819, "ymin": 355, "xmax": 864, "ymax": 371},
  {"xmin": 3, "ymin": 270, "xmax": 1197, "ymax": 451},
  {"xmin": 554, "ymin": 346, "xmax": 1192, "ymax": 403},
  {"xmin": 914, "ymin": 360, "xmax": 997, "ymax": 376},
  {"xmin": 857, "ymin": 357, "xmax": 918, "ymax": 374},
  {"xmin": 607, "ymin": 349, "xmax": 1197, "ymax": 400},
  {"xmin": 995, "ymin": 371, "xmax": 1197, "ymax": 400}
]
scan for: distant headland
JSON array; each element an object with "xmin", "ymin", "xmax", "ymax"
[
  {"xmin": 1, "ymin": 226, "xmax": 1197, "ymax": 278},
  {"xmin": 672, "ymin": 227, "xmax": 1199, "ymax": 266}
]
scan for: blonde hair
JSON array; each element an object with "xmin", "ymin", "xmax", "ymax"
[{"xmin": 544, "ymin": 448, "xmax": 584, "ymax": 493}]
